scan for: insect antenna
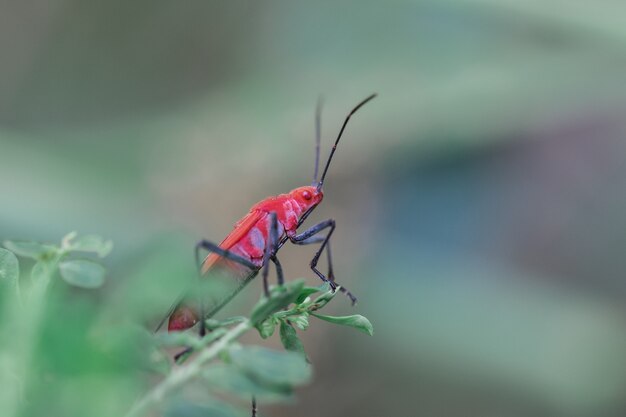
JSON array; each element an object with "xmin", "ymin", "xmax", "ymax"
[
  {"xmin": 316, "ymin": 93, "xmax": 377, "ymax": 191},
  {"xmin": 312, "ymin": 96, "xmax": 323, "ymax": 184}
]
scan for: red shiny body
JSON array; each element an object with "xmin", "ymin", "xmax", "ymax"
[{"xmin": 168, "ymin": 185, "xmax": 323, "ymax": 331}]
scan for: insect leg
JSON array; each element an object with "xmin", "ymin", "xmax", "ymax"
[
  {"xmin": 271, "ymin": 255, "xmax": 284, "ymax": 286},
  {"xmin": 290, "ymin": 220, "xmax": 357, "ymax": 304},
  {"xmin": 195, "ymin": 239, "xmax": 257, "ymax": 271},
  {"xmin": 289, "ymin": 235, "xmax": 334, "ymax": 280},
  {"xmin": 261, "ymin": 212, "xmax": 282, "ymax": 295}
]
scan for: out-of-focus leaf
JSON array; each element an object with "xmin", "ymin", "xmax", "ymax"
[
  {"xmin": 250, "ymin": 279, "xmax": 305, "ymax": 325},
  {"xmin": 98, "ymin": 324, "xmax": 171, "ymax": 375},
  {"xmin": 59, "ymin": 259, "xmax": 106, "ymax": 289},
  {"xmin": 68, "ymin": 234, "xmax": 113, "ymax": 258},
  {"xmin": 228, "ymin": 345, "xmax": 311, "ymax": 386},
  {"xmin": 202, "ymin": 363, "xmax": 293, "ymax": 403},
  {"xmin": 310, "ymin": 313, "xmax": 374, "ymax": 336},
  {"xmin": 0, "ymin": 248, "xmax": 19, "ymax": 295},
  {"xmin": 165, "ymin": 397, "xmax": 244, "ymax": 417},
  {"xmin": 256, "ymin": 317, "xmax": 277, "ymax": 339},
  {"xmin": 155, "ymin": 332, "xmax": 203, "ymax": 350},
  {"xmin": 3, "ymin": 240, "xmax": 56, "ymax": 260},
  {"xmin": 279, "ymin": 321, "xmax": 306, "ymax": 357},
  {"xmin": 205, "ymin": 316, "xmax": 246, "ymax": 331},
  {"xmin": 31, "ymin": 260, "xmax": 52, "ymax": 285}
]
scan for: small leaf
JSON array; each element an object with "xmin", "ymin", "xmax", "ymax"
[
  {"xmin": 229, "ymin": 345, "xmax": 311, "ymax": 386},
  {"xmin": 279, "ymin": 321, "xmax": 306, "ymax": 357},
  {"xmin": 59, "ymin": 259, "xmax": 106, "ymax": 289},
  {"xmin": 310, "ymin": 313, "xmax": 374, "ymax": 336},
  {"xmin": 309, "ymin": 287, "xmax": 337, "ymax": 310},
  {"xmin": 31, "ymin": 261, "xmax": 52, "ymax": 286},
  {"xmin": 256, "ymin": 318, "xmax": 277, "ymax": 339},
  {"xmin": 202, "ymin": 363, "xmax": 293, "ymax": 403},
  {"xmin": 250, "ymin": 279, "xmax": 306, "ymax": 325},
  {"xmin": 295, "ymin": 282, "xmax": 329, "ymax": 304},
  {"xmin": 4, "ymin": 240, "xmax": 56, "ymax": 260},
  {"xmin": 68, "ymin": 234, "xmax": 113, "ymax": 258},
  {"xmin": 61, "ymin": 231, "xmax": 78, "ymax": 248},
  {"xmin": 0, "ymin": 248, "xmax": 19, "ymax": 296},
  {"xmin": 288, "ymin": 313, "xmax": 309, "ymax": 330}
]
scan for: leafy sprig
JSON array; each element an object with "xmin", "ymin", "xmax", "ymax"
[
  {"xmin": 2, "ymin": 231, "xmax": 112, "ymax": 293},
  {"xmin": 0, "ymin": 233, "xmax": 374, "ymax": 417},
  {"xmin": 128, "ymin": 279, "xmax": 373, "ymax": 416},
  {"xmin": 0, "ymin": 233, "xmax": 113, "ymax": 417}
]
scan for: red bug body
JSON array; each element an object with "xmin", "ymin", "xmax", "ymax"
[{"xmin": 168, "ymin": 186, "xmax": 323, "ymax": 331}]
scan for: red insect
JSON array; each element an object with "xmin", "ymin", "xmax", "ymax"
[{"xmin": 159, "ymin": 94, "xmax": 377, "ymax": 334}]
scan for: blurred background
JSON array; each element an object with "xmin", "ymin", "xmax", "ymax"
[{"xmin": 2, "ymin": 1, "xmax": 626, "ymax": 416}]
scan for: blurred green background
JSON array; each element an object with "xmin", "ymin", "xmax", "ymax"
[{"xmin": 2, "ymin": 1, "xmax": 626, "ymax": 416}]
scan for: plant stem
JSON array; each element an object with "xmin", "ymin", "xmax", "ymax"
[
  {"xmin": 125, "ymin": 319, "xmax": 252, "ymax": 417},
  {"xmin": 1, "ymin": 257, "xmax": 57, "ymax": 417}
]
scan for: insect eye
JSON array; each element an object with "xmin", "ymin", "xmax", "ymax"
[{"xmin": 302, "ymin": 191, "xmax": 312, "ymax": 200}]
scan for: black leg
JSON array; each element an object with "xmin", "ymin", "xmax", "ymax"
[
  {"xmin": 261, "ymin": 212, "xmax": 281, "ymax": 296},
  {"xmin": 291, "ymin": 235, "xmax": 334, "ymax": 281},
  {"xmin": 195, "ymin": 239, "xmax": 257, "ymax": 271},
  {"xmin": 271, "ymin": 255, "xmax": 284, "ymax": 286},
  {"xmin": 252, "ymin": 396, "xmax": 257, "ymax": 417},
  {"xmin": 290, "ymin": 220, "xmax": 357, "ymax": 305},
  {"xmin": 325, "ymin": 240, "xmax": 335, "ymax": 282}
]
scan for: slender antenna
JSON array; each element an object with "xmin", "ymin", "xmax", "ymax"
[
  {"xmin": 313, "ymin": 96, "xmax": 323, "ymax": 184},
  {"xmin": 317, "ymin": 93, "xmax": 377, "ymax": 191}
]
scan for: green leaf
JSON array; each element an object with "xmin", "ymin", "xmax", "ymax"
[
  {"xmin": 59, "ymin": 259, "xmax": 106, "ymax": 289},
  {"xmin": 295, "ymin": 282, "xmax": 330, "ymax": 304},
  {"xmin": 279, "ymin": 321, "xmax": 306, "ymax": 357},
  {"xmin": 228, "ymin": 345, "xmax": 311, "ymax": 386},
  {"xmin": 310, "ymin": 313, "xmax": 374, "ymax": 336},
  {"xmin": 155, "ymin": 332, "xmax": 203, "ymax": 350},
  {"xmin": 288, "ymin": 313, "xmax": 309, "ymax": 330},
  {"xmin": 250, "ymin": 279, "xmax": 306, "ymax": 325},
  {"xmin": 202, "ymin": 363, "xmax": 293, "ymax": 403},
  {"xmin": 309, "ymin": 286, "xmax": 338, "ymax": 310},
  {"xmin": 3, "ymin": 240, "xmax": 56, "ymax": 260},
  {"xmin": 31, "ymin": 260, "xmax": 52, "ymax": 285},
  {"xmin": 68, "ymin": 234, "xmax": 113, "ymax": 258},
  {"xmin": 256, "ymin": 318, "xmax": 277, "ymax": 339},
  {"xmin": 165, "ymin": 397, "xmax": 244, "ymax": 417},
  {"xmin": 0, "ymin": 248, "xmax": 19, "ymax": 296}
]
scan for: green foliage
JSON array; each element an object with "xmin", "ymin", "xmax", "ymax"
[
  {"xmin": 310, "ymin": 313, "xmax": 374, "ymax": 336},
  {"xmin": 0, "ymin": 233, "xmax": 117, "ymax": 417},
  {"xmin": 202, "ymin": 364, "xmax": 293, "ymax": 403},
  {"xmin": 128, "ymin": 275, "xmax": 373, "ymax": 417},
  {"xmin": 3, "ymin": 231, "xmax": 112, "ymax": 291},
  {"xmin": 0, "ymin": 233, "xmax": 373, "ymax": 417},
  {"xmin": 228, "ymin": 345, "xmax": 311, "ymax": 386},
  {"xmin": 59, "ymin": 259, "xmax": 106, "ymax": 288},
  {"xmin": 279, "ymin": 321, "xmax": 306, "ymax": 357},
  {"xmin": 0, "ymin": 248, "xmax": 19, "ymax": 296},
  {"xmin": 3, "ymin": 240, "xmax": 56, "ymax": 260},
  {"xmin": 249, "ymin": 278, "xmax": 305, "ymax": 325}
]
